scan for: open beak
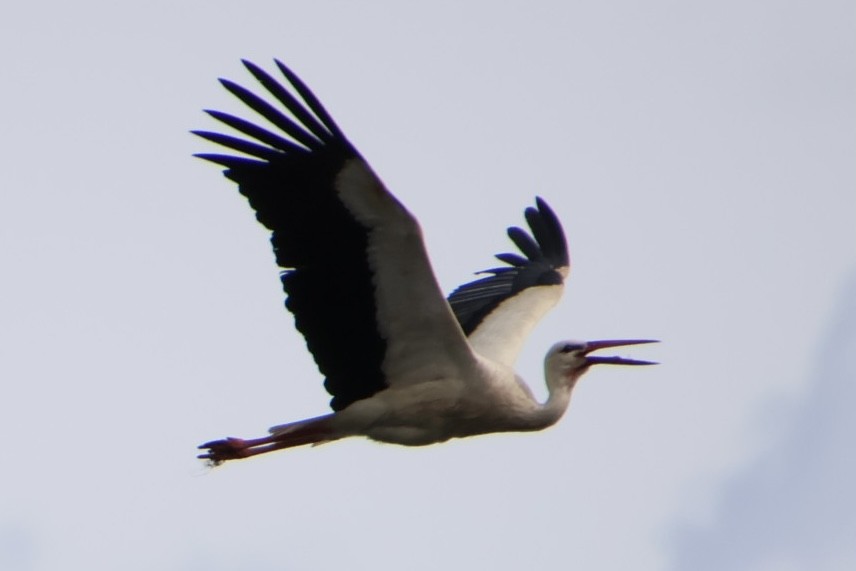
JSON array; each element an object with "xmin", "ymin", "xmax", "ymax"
[{"xmin": 584, "ymin": 339, "xmax": 659, "ymax": 366}]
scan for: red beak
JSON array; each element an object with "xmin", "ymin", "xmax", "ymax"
[{"xmin": 583, "ymin": 339, "xmax": 659, "ymax": 366}]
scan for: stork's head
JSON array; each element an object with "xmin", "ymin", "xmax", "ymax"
[{"xmin": 545, "ymin": 338, "xmax": 658, "ymax": 389}]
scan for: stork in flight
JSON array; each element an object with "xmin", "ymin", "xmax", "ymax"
[{"xmin": 194, "ymin": 60, "xmax": 657, "ymax": 464}]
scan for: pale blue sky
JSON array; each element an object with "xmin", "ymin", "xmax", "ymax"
[
  {"xmin": 1, "ymin": 1, "xmax": 854, "ymax": 570},
  {"xmin": 670, "ymin": 274, "xmax": 856, "ymax": 570}
]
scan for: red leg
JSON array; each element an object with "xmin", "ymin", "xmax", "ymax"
[{"xmin": 197, "ymin": 417, "xmax": 335, "ymax": 465}]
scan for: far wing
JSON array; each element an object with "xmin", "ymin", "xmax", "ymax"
[
  {"xmin": 447, "ymin": 198, "xmax": 570, "ymax": 367},
  {"xmin": 195, "ymin": 60, "xmax": 476, "ymax": 411}
]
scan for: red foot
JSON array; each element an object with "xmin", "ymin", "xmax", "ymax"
[{"xmin": 197, "ymin": 435, "xmax": 274, "ymax": 465}]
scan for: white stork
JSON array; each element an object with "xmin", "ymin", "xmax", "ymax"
[{"xmin": 194, "ymin": 60, "xmax": 657, "ymax": 464}]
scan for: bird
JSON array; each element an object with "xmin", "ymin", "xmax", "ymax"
[{"xmin": 193, "ymin": 59, "xmax": 657, "ymax": 465}]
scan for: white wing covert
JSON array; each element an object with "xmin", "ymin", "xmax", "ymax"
[{"xmin": 447, "ymin": 199, "xmax": 570, "ymax": 367}]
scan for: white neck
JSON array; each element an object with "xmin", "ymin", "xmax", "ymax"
[{"xmin": 520, "ymin": 373, "xmax": 576, "ymax": 431}]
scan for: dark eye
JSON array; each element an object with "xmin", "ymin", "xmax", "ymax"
[{"xmin": 560, "ymin": 343, "xmax": 584, "ymax": 353}]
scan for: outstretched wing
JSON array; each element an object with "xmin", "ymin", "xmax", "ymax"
[
  {"xmin": 195, "ymin": 60, "xmax": 475, "ymax": 411},
  {"xmin": 448, "ymin": 198, "xmax": 570, "ymax": 367}
]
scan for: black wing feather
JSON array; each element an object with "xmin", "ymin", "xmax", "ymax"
[
  {"xmin": 494, "ymin": 252, "xmax": 529, "ymax": 267},
  {"xmin": 218, "ymin": 79, "xmax": 325, "ymax": 150},
  {"xmin": 203, "ymin": 109, "xmax": 308, "ymax": 154},
  {"xmin": 242, "ymin": 60, "xmax": 336, "ymax": 143},
  {"xmin": 273, "ymin": 59, "xmax": 347, "ymax": 141},
  {"xmin": 193, "ymin": 153, "xmax": 265, "ymax": 170},
  {"xmin": 196, "ymin": 60, "xmax": 387, "ymax": 412},
  {"xmin": 507, "ymin": 226, "xmax": 543, "ymax": 260},
  {"xmin": 448, "ymin": 198, "xmax": 569, "ymax": 336},
  {"xmin": 192, "ymin": 130, "xmax": 284, "ymax": 161}
]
